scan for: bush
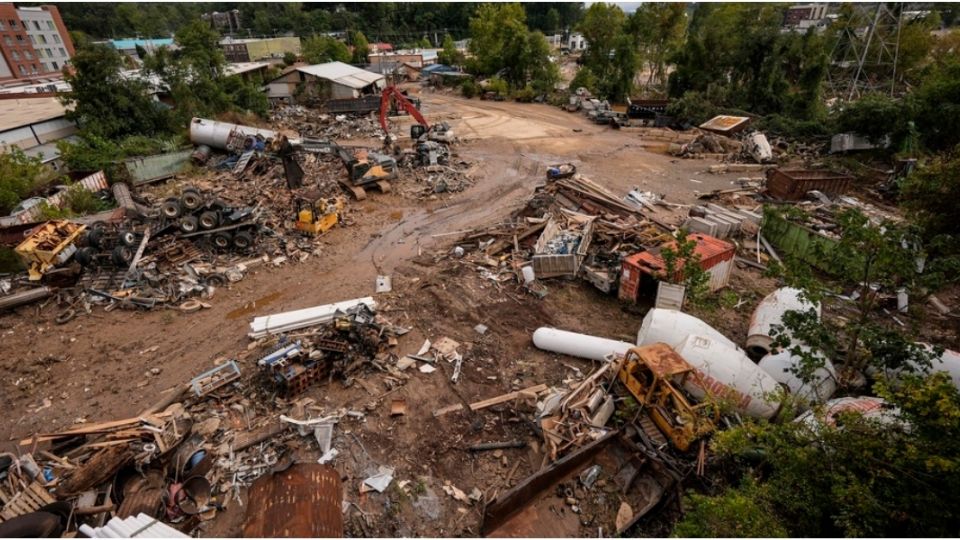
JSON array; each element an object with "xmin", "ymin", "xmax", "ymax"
[
  {"xmin": 461, "ymin": 79, "xmax": 479, "ymax": 99},
  {"xmin": 673, "ymin": 479, "xmax": 788, "ymax": 537},
  {"xmin": 758, "ymin": 114, "xmax": 832, "ymax": 140},
  {"xmin": 485, "ymin": 77, "xmax": 509, "ymax": 96},
  {"xmin": 282, "ymin": 51, "xmax": 297, "ymax": 66},
  {"xmin": 0, "ymin": 147, "xmax": 56, "ymax": 215},
  {"xmin": 569, "ymin": 66, "xmax": 598, "ymax": 94},
  {"xmin": 512, "ymin": 85, "xmax": 536, "ymax": 103},
  {"xmin": 836, "ymin": 93, "xmax": 906, "ymax": 146},
  {"xmin": 62, "ymin": 184, "xmax": 108, "ymax": 215}
]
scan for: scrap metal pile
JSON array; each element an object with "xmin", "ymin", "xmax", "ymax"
[{"xmin": 0, "ymin": 296, "xmax": 404, "ymax": 536}]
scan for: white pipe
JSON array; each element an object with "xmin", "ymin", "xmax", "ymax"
[
  {"xmin": 533, "ymin": 327, "xmax": 633, "ymax": 361},
  {"xmin": 758, "ymin": 346, "xmax": 837, "ymax": 407},
  {"xmin": 674, "ymin": 334, "xmax": 783, "ymax": 419},
  {"xmin": 746, "ymin": 287, "xmax": 820, "ymax": 357},
  {"xmin": 189, "ymin": 117, "xmax": 277, "ymax": 151},
  {"xmin": 637, "ymin": 308, "xmax": 742, "ymax": 351}
]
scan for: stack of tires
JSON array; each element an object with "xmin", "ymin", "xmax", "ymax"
[{"xmin": 159, "ymin": 187, "xmax": 257, "ymax": 251}]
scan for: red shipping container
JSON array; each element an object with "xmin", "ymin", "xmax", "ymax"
[{"xmin": 619, "ymin": 233, "xmax": 735, "ymax": 303}]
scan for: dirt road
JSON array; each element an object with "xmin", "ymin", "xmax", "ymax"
[{"xmin": 0, "ymin": 92, "xmax": 747, "ymax": 536}]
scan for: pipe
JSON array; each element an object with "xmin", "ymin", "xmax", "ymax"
[
  {"xmin": 189, "ymin": 117, "xmax": 277, "ymax": 151},
  {"xmin": 746, "ymin": 287, "xmax": 820, "ymax": 358},
  {"xmin": 674, "ymin": 334, "xmax": 783, "ymax": 420},
  {"xmin": 0, "ymin": 286, "xmax": 53, "ymax": 311},
  {"xmin": 637, "ymin": 308, "xmax": 742, "ymax": 351},
  {"xmin": 532, "ymin": 327, "xmax": 633, "ymax": 361},
  {"xmin": 758, "ymin": 346, "xmax": 837, "ymax": 407}
]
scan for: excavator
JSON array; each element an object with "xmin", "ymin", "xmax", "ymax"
[{"xmin": 379, "ymin": 86, "xmax": 454, "ymax": 148}]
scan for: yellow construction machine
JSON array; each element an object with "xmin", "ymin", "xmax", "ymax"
[
  {"xmin": 617, "ymin": 343, "xmax": 718, "ymax": 452},
  {"xmin": 15, "ymin": 220, "xmax": 86, "ymax": 280},
  {"xmin": 294, "ymin": 197, "xmax": 344, "ymax": 236}
]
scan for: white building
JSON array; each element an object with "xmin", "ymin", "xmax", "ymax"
[{"xmin": 264, "ymin": 61, "xmax": 386, "ymax": 102}]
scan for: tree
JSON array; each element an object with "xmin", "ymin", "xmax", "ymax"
[
  {"xmin": 418, "ymin": 37, "xmax": 432, "ymax": 48},
  {"xmin": 438, "ymin": 34, "xmax": 465, "ymax": 66},
  {"xmin": 836, "ymin": 93, "xmax": 906, "ymax": 145},
  {"xmin": 660, "ymin": 229, "xmax": 710, "ymax": 306},
  {"xmin": 351, "ymin": 31, "xmax": 370, "ymax": 65},
  {"xmin": 577, "ymin": 3, "xmax": 638, "ymax": 101},
  {"xmin": 901, "ymin": 146, "xmax": 960, "ymax": 266},
  {"xmin": 283, "ymin": 51, "xmax": 297, "ymax": 66},
  {"xmin": 767, "ymin": 206, "xmax": 936, "ymax": 383},
  {"xmin": 302, "ymin": 35, "xmax": 351, "ymax": 64},
  {"xmin": 677, "ymin": 372, "xmax": 960, "ymax": 536},
  {"xmin": 569, "ymin": 66, "xmax": 598, "ymax": 93},
  {"xmin": 60, "ymin": 44, "xmax": 172, "ymax": 140},
  {"xmin": 0, "ymin": 148, "xmax": 56, "ymax": 215},
  {"xmin": 544, "ymin": 8, "xmax": 561, "ymax": 34},
  {"xmin": 628, "ymin": 3, "xmax": 687, "ymax": 91},
  {"xmin": 910, "ymin": 58, "xmax": 960, "ymax": 151},
  {"xmin": 468, "ymin": 3, "xmax": 556, "ymax": 91}
]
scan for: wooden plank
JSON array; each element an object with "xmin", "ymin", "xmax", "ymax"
[
  {"xmin": 19, "ymin": 412, "xmax": 171, "ymax": 445},
  {"xmin": 434, "ymin": 384, "xmax": 548, "ymax": 417}
]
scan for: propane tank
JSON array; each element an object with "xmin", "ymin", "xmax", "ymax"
[
  {"xmin": 637, "ymin": 308, "xmax": 742, "ymax": 351},
  {"xmin": 674, "ymin": 334, "xmax": 783, "ymax": 420},
  {"xmin": 746, "ymin": 287, "xmax": 821, "ymax": 358},
  {"xmin": 758, "ymin": 346, "xmax": 837, "ymax": 407}
]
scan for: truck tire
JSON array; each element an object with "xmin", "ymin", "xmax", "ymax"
[
  {"xmin": 233, "ymin": 231, "xmax": 253, "ymax": 250},
  {"xmin": 86, "ymin": 228, "xmax": 104, "ymax": 249},
  {"xmin": 119, "ymin": 230, "xmax": 138, "ymax": 247},
  {"xmin": 179, "ymin": 215, "xmax": 199, "ymax": 233},
  {"xmin": 161, "ymin": 198, "xmax": 181, "ymax": 219},
  {"xmin": 198, "ymin": 211, "xmax": 220, "ymax": 230},
  {"xmin": 181, "ymin": 189, "xmax": 203, "ymax": 211},
  {"xmin": 75, "ymin": 247, "xmax": 97, "ymax": 267},
  {"xmin": 112, "ymin": 245, "xmax": 133, "ymax": 266},
  {"xmin": 212, "ymin": 232, "xmax": 232, "ymax": 249}
]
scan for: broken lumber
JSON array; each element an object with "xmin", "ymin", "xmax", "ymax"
[
  {"xmin": 434, "ymin": 384, "xmax": 547, "ymax": 417},
  {"xmin": 467, "ymin": 440, "xmax": 527, "ymax": 452},
  {"xmin": 20, "ymin": 412, "xmax": 172, "ymax": 446}
]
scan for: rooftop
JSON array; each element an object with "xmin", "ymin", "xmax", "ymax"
[
  {"xmin": 296, "ymin": 61, "xmax": 384, "ymax": 89},
  {"xmin": 0, "ymin": 97, "xmax": 69, "ymax": 133},
  {"xmin": 110, "ymin": 38, "xmax": 174, "ymax": 50}
]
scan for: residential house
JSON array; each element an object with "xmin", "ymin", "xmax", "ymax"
[{"xmin": 264, "ymin": 61, "xmax": 385, "ymax": 103}]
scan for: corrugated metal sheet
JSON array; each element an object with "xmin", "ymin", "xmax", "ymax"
[
  {"xmin": 243, "ymin": 463, "xmax": 343, "ymax": 538},
  {"xmin": 655, "ymin": 281, "xmax": 685, "ymax": 310},
  {"xmin": 698, "ymin": 115, "xmax": 751, "ymax": 134},
  {"xmin": 761, "ymin": 212, "xmax": 840, "ymax": 273},
  {"xmin": 297, "ymin": 62, "xmax": 385, "ymax": 89},
  {"xmin": 124, "ymin": 150, "xmax": 193, "ymax": 186},
  {"xmin": 0, "ymin": 170, "xmax": 108, "ymax": 226}
]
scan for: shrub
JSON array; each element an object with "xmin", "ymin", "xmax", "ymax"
[
  {"xmin": 512, "ymin": 85, "xmax": 536, "ymax": 102},
  {"xmin": 461, "ymin": 79, "xmax": 479, "ymax": 99}
]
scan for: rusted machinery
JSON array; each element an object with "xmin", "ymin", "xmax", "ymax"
[
  {"xmin": 616, "ymin": 343, "xmax": 718, "ymax": 452},
  {"xmin": 15, "ymin": 220, "xmax": 86, "ymax": 280}
]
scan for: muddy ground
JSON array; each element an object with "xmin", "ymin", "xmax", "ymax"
[{"xmin": 6, "ymin": 91, "xmax": 944, "ymax": 536}]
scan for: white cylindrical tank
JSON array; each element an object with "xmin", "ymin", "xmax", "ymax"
[
  {"xmin": 758, "ymin": 346, "xmax": 837, "ymax": 406},
  {"xmin": 674, "ymin": 334, "xmax": 783, "ymax": 419},
  {"xmin": 746, "ymin": 287, "xmax": 821, "ymax": 358},
  {"xmin": 637, "ymin": 308, "xmax": 742, "ymax": 351},
  {"xmin": 873, "ymin": 345, "xmax": 960, "ymax": 390},
  {"xmin": 795, "ymin": 396, "xmax": 902, "ymax": 430},
  {"xmin": 189, "ymin": 117, "xmax": 277, "ymax": 150},
  {"xmin": 532, "ymin": 327, "xmax": 633, "ymax": 362}
]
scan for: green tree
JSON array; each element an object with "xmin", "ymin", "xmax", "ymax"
[
  {"xmin": 302, "ymin": 35, "xmax": 351, "ymax": 64},
  {"xmin": 544, "ymin": 8, "xmax": 561, "ymax": 34},
  {"xmin": 836, "ymin": 93, "xmax": 906, "ymax": 145},
  {"xmin": 681, "ymin": 373, "xmax": 960, "ymax": 536},
  {"xmin": 0, "ymin": 148, "xmax": 55, "ymax": 214},
  {"xmin": 901, "ymin": 146, "xmax": 960, "ymax": 266},
  {"xmin": 282, "ymin": 51, "xmax": 297, "ymax": 66},
  {"xmin": 628, "ymin": 3, "xmax": 688, "ymax": 91},
  {"xmin": 418, "ymin": 37, "xmax": 432, "ymax": 48},
  {"xmin": 569, "ymin": 66, "xmax": 598, "ymax": 94},
  {"xmin": 351, "ymin": 31, "xmax": 370, "ymax": 64},
  {"xmin": 579, "ymin": 3, "xmax": 633, "ymax": 100},
  {"xmin": 673, "ymin": 478, "xmax": 788, "ymax": 537},
  {"xmin": 60, "ymin": 44, "xmax": 172, "ymax": 140},
  {"xmin": 910, "ymin": 58, "xmax": 960, "ymax": 151},
  {"xmin": 468, "ymin": 3, "xmax": 556, "ymax": 91},
  {"xmin": 438, "ymin": 34, "xmax": 464, "ymax": 66},
  {"xmin": 660, "ymin": 229, "xmax": 710, "ymax": 306}
]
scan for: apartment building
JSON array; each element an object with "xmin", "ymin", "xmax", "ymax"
[{"xmin": 0, "ymin": 4, "xmax": 74, "ymax": 82}]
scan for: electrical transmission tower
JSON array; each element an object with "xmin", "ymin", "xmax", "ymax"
[{"xmin": 827, "ymin": 3, "xmax": 904, "ymax": 101}]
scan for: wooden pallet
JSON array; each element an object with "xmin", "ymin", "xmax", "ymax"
[{"xmin": 0, "ymin": 482, "xmax": 55, "ymax": 522}]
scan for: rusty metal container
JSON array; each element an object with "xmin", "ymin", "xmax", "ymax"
[
  {"xmin": 766, "ymin": 168, "xmax": 855, "ymax": 200},
  {"xmin": 619, "ymin": 233, "xmax": 734, "ymax": 303}
]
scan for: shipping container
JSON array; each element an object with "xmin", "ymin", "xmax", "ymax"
[
  {"xmin": 765, "ymin": 168, "xmax": 855, "ymax": 200},
  {"xmin": 619, "ymin": 233, "xmax": 734, "ymax": 303}
]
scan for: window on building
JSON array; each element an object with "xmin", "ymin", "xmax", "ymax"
[
  {"xmin": 58, "ymin": 47, "xmax": 65, "ymax": 56},
  {"xmin": 41, "ymin": 62, "xmax": 48, "ymax": 71},
  {"xmin": 31, "ymin": 64, "xmax": 38, "ymax": 74},
  {"xmin": 0, "ymin": 20, "xmax": 5, "ymax": 30},
  {"xmin": 53, "ymin": 34, "xmax": 60, "ymax": 44},
  {"xmin": 18, "ymin": 65, "xmax": 26, "ymax": 75},
  {"xmin": 16, "ymin": 34, "xmax": 24, "ymax": 42},
  {"xmin": 46, "ymin": 48, "xmax": 52, "ymax": 57},
  {"xmin": 52, "ymin": 60, "xmax": 58, "ymax": 69},
  {"xmin": 32, "ymin": 20, "xmax": 40, "ymax": 30},
  {"xmin": 24, "ymin": 50, "xmax": 32, "ymax": 59},
  {"xmin": 8, "ymin": 19, "xmax": 15, "ymax": 27},
  {"xmin": 30, "ymin": 34, "xmax": 36, "ymax": 44},
  {"xmin": 39, "ymin": 35, "xmax": 46, "ymax": 44},
  {"xmin": 11, "ymin": 50, "xmax": 19, "ymax": 60},
  {"xmin": 46, "ymin": 20, "xmax": 54, "ymax": 30},
  {"xmin": 3, "ymin": 36, "xmax": 11, "ymax": 46}
]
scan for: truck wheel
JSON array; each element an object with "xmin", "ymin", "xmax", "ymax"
[
  {"xmin": 212, "ymin": 232, "xmax": 232, "ymax": 249},
  {"xmin": 199, "ymin": 211, "xmax": 220, "ymax": 230},
  {"xmin": 112, "ymin": 246, "xmax": 133, "ymax": 266},
  {"xmin": 179, "ymin": 215, "xmax": 199, "ymax": 233},
  {"xmin": 75, "ymin": 247, "xmax": 97, "ymax": 267},
  {"xmin": 119, "ymin": 230, "xmax": 138, "ymax": 247},
  {"xmin": 161, "ymin": 198, "xmax": 181, "ymax": 219},
  {"xmin": 181, "ymin": 189, "xmax": 203, "ymax": 210},
  {"xmin": 86, "ymin": 228, "xmax": 104, "ymax": 249},
  {"xmin": 233, "ymin": 231, "xmax": 253, "ymax": 250}
]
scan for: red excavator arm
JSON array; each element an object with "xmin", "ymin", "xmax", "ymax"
[{"xmin": 379, "ymin": 85, "xmax": 429, "ymax": 138}]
